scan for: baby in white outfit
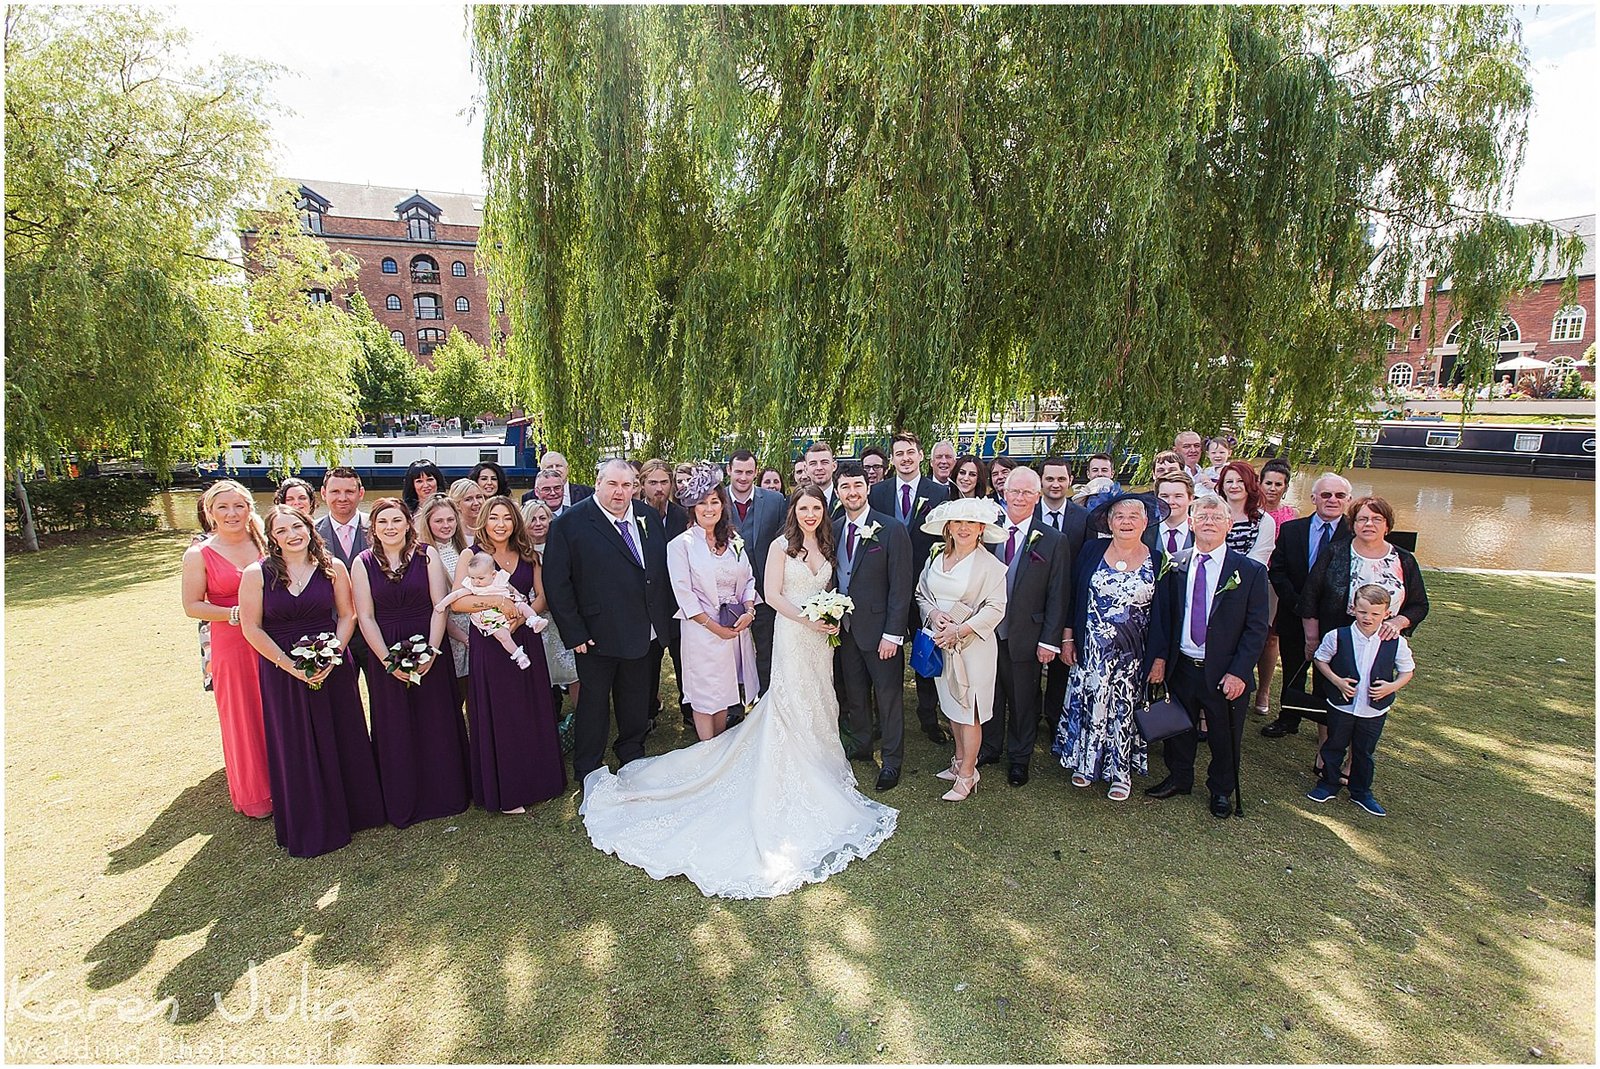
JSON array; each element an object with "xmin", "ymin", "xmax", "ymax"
[{"xmin": 435, "ymin": 554, "xmax": 546, "ymax": 669}]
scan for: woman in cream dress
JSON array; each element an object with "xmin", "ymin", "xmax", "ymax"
[{"xmin": 915, "ymin": 498, "xmax": 1009, "ymax": 801}]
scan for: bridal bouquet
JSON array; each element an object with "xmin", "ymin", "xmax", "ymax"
[
  {"xmin": 383, "ymin": 634, "xmax": 437, "ymax": 686},
  {"xmin": 289, "ymin": 632, "xmax": 344, "ymax": 689},
  {"xmin": 799, "ymin": 591, "xmax": 854, "ymax": 647}
]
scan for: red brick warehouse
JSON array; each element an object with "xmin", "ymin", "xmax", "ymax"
[{"xmin": 243, "ymin": 180, "xmax": 510, "ymax": 364}]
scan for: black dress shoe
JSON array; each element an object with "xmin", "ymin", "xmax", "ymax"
[
  {"xmin": 975, "ymin": 752, "xmax": 1000, "ymax": 768},
  {"xmin": 875, "ymin": 767, "xmax": 901, "ymax": 792},
  {"xmin": 1007, "ymin": 763, "xmax": 1029, "ymax": 787},
  {"xmin": 844, "ymin": 747, "xmax": 874, "ymax": 762},
  {"xmin": 1210, "ymin": 793, "xmax": 1233, "ymax": 818},
  {"xmin": 1144, "ymin": 778, "xmax": 1192, "ymax": 799},
  {"xmin": 1260, "ymin": 720, "xmax": 1299, "ymax": 738},
  {"xmin": 922, "ymin": 724, "xmax": 951, "ymax": 745}
]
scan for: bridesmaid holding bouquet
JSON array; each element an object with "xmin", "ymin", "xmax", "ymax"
[
  {"xmin": 240, "ymin": 505, "xmax": 386, "ymax": 857},
  {"xmin": 351, "ymin": 497, "xmax": 471, "ymax": 827},
  {"xmin": 181, "ymin": 480, "xmax": 272, "ymax": 818}
]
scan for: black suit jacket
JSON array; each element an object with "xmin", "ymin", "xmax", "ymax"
[
  {"xmin": 655, "ymin": 501, "xmax": 690, "ymax": 542},
  {"xmin": 1267, "ymin": 515, "xmax": 1350, "ymax": 633},
  {"xmin": 1160, "ymin": 547, "xmax": 1270, "ymax": 692},
  {"xmin": 871, "ymin": 477, "xmax": 950, "ymax": 570},
  {"xmin": 832, "ymin": 508, "xmax": 914, "ymax": 651},
  {"xmin": 992, "ymin": 521, "xmax": 1071, "ymax": 658},
  {"xmin": 542, "ymin": 498, "xmax": 672, "ymax": 660}
]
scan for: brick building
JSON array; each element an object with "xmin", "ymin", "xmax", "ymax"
[
  {"xmin": 245, "ymin": 179, "xmax": 508, "ymax": 364},
  {"xmin": 1383, "ymin": 214, "xmax": 1595, "ymax": 389}
]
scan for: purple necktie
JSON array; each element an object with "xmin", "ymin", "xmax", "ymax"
[
  {"xmin": 616, "ymin": 519, "xmax": 643, "ymax": 566},
  {"xmin": 1190, "ymin": 552, "xmax": 1210, "ymax": 648},
  {"xmin": 1005, "ymin": 525, "xmax": 1018, "ymax": 565},
  {"xmin": 900, "ymin": 483, "xmax": 911, "ymax": 522},
  {"xmin": 847, "ymin": 521, "xmax": 858, "ymax": 560},
  {"xmin": 1167, "ymin": 528, "xmax": 1178, "ymax": 554}
]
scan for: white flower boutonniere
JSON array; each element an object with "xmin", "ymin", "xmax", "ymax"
[
  {"xmin": 730, "ymin": 533, "xmax": 746, "ymax": 560},
  {"xmin": 1026, "ymin": 530, "xmax": 1042, "ymax": 549},
  {"xmin": 1157, "ymin": 548, "xmax": 1193, "ymax": 581},
  {"xmin": 1217, "ymin": 571, "xmax": 1241, "ymax": 594},
  {"xmin": 915, "ymin": 496, "xmax": 927, "ymax": 515},
  {"xmin": 929, "ymin": 543, "xmax": 945, "ymax": 562},
  {"xmin": 857, "ymin": 521, "xmax": 882, "ymax": 543},
  {"xmin": 634, "ymin": 514, "xmax": 648, "ymax": 542}
]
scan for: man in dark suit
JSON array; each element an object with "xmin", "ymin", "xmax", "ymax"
[
  {"xmin": 1146, "ymin": 493, "xmax": 1270, "ymax": 818},
  {"xmin": 1261, "ymin": 473, "xmax": 1353, "ymax": 739},
  {"xmin": 1036, "ymin": 456, "xmax": 1091, "ymax": 739},
  {"xmin": 803, "ymin": 441, "xmax": 845, "ymax": 518},
  {"xmin": 978, "ymin": 466, "xmax": 1069, "ymax": 785},
  {"xmin": 868, "ymin": 432, "xmax": 952, "ymax": 744},
  {"xmin": 1144, "ymin": 472, "xmax": 1196, "ymax": 561},
  {"xmin": 638, "ymin": 458, "xmax": 691, "ymax": 725},
  {"xmin": 519, "ymin": 450, "xmax": 594, "ymax": 507},
  {"xmin": 987, "ymin": 455, "xmax": 1019, "ymax": 506},
  {"xmin": 542, "ymin": 459, "xmax": 674, "ymax": 785},
  {"xmin": 834, "ymin": 462, "xmax": 914, "ymax": 792},
  {"xmin": 727, "ymin": 449, "xmax": 786, "ymax": 698},
  {"xmin": 317, "ymin": 466, "xmax": 371, "ymax": 674}
]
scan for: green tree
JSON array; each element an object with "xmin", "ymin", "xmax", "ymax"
[
  {"xmin": 347, "ymin": 291, "xmax": 423, "ymax": 422},
  {"xmin": 472, "ymin": 6, "xmax": 1583, "ymax": 470},
  {"xmin": 423, "ymin": 329, "xmax": 508, "ymax": 427}
]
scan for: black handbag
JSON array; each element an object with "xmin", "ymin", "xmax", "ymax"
[
  {"xmin": 1135, "ymin": 684, "xmax": 1192, "ymax": 743},
  {"xmin": 1280, "ymin": 683, "xmax": 1329, "ymax": 725}
]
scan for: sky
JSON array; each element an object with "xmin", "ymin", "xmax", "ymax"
[{"xmin": 174, "ymin": 2, "xmax": 1596, "ymax": 222}]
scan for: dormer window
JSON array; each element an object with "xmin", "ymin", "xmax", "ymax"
[
  {"xmin": 395, "ymin": 193, "xmax": 442, "ymax": 242},
  {"xmin": 405, "ymin": 210, "xmax": 434, "ymax": 241},
  {"xmin": 295, "ymin": 184, "xmax": 331, "ymax": 236}
]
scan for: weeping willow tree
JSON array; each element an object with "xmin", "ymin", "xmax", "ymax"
[{"xmin": 472, "ymin": 5, "xmax": 1583, "ymax": 470}]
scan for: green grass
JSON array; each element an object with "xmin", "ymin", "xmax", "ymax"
[{"xmin": 4, "ymin": 532, "xmax": 1594, "ymax": 1063}]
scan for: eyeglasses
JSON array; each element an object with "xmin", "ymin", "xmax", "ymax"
[{"xmin": 1316, "ymin": 491, "xmax": 1349, "ymax": 499}]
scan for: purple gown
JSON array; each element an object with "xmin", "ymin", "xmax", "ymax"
[
  {"xmin": 257, "ymin": 564, "xmax": 386, "ymax": 857},
  {"xmin": 360, "ymin": 550, "xmax": 471, "ymax": 827},
  {"xmin": 464, "ymin": 549, "xmax": 567, "ymax": 809}
]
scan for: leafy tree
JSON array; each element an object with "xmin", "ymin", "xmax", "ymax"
[
  {"xmin": 472, "ymin": 5, "xmax": 1584, "ymax": 470},
  {"xmin": 423, "ymin": 329, "xmax": 508, "ymax": 426},
  {"xmin": 347, "ymin": 291, "xmax": 423, "ymax": 422}
]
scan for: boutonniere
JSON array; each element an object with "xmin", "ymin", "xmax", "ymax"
[
  {"xmin": 914, "ymin": 495, "xmax": 927, "ymax": 516},
  {"xmin": 929, "ymin": 543, "xmax": 945, "ymax": 562},
  {"xmin": 857, "ymin": 521, "xmax": 882, "ymax": 543},
  {"xmin": 1157, "ymin": 548, "xmax": 1193, "ymax": 581},
  {"xmin": 1217, "ymin": 571, "xmax": 1241, "ymax": 594},
  {"xmin": 730, "ymin": 533, "xmax": 746, "ymax": 560},
  {"xmin": 1026, "ymin": 530, "xmax": 1042, "ymax": 549},
  {"xmin": 634, "ymin": 514, "xmax": 648, "ymax": 541}
]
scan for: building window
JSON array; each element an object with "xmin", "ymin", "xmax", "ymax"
[
  {"xmin": 381, "ymin": 257, "xmax": 398, "ymax": 274},
  {"xmin": 456, "ymin": 296, "xmax": 470, "ymax": 313},
  {"xmin": 308, "ymin": 289, "xmax": 332, "ymax": 305},
  {"xmin": 1445, "ymin": 315, "xmax": 1520, "ymax": 345},
  {"xmin": 1387, "ymin": 362, "xmax": 1414, "ymax": 388},
  {"xmin": 1384, "ymin": 325, "xmax": 1399, "ymax": 351},
  {"xmin": 1548, "ymin": 355, "xmax": 1578, "ymax": 374},
  {"xmin": 389, "ymin": 330, "xmax": 406, "ymax": 347},
  {"xmin": 496, "ymin": 299, "xmax": 505, "ymax": 314},
  {"xmin": 299, "ymin": 208, "xmax": 323, "ymax": 234},
  {"xmin": 452, "ymin": 261, "xmax": 467, "ymax": 277},
  {"xmin": 418, "ymin": 327, "xmax": 445, "ymax": 356},
  {"xmin": 461, "ymin": 330, "xmax": 474, "ymax": 341},
  {"xmin": 410, "ymin": 256, "xmax": 439, "ymax": 284},
  {"xmin": 1552, "ymin": 306, "xmax": 1587, "ymax": 342},
  {"xmin": 405, "ymin": 209, "xmax": 436, "ymax": 241},
  {"xmin": 1409, "ymin": 323, "xmax": 1422, "ymax": 341},
  {"xmin": 415, "ymin": 294, "xmax": 443, "ymax": 321},
  {"xmin": 385, "ymin": 294, "xmax": 402, "ymax": 311}
]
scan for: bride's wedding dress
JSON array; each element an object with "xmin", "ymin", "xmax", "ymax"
[{"xmin": 580, "ymin": 542, "xmax": 898, "ymax": 899}]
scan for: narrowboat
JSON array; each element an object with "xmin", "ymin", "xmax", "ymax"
[{"xmin": 1355, "ymin": 420, "xmax": 1595, "ymax": 480}]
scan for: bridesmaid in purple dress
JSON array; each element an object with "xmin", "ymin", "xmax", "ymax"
[
  {"xmin": 451, "ymin": 497, "xmax": 567, "ymax": 812},
  {"xmin": 351, "ymin": 497, "xmax": 471, "ymax": 827},
  {"xmin": 240, "ymin": 505, "xmax": 386, "ymax": 857}
]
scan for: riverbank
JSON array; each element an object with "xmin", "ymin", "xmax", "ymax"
[{"xmin": 4, "ymin": 532, "xmax": 1594, "ymax": 1062}]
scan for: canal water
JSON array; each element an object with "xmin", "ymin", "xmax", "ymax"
[{"xmin": 155, "ymin": 469, "xmax": 1596, "ymax": 574}]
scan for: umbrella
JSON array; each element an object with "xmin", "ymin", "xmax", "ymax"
[{"xmin": 1494, "ymin": 355, "xmax": 1551, "ymax": 371}]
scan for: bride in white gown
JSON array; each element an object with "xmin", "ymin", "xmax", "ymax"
[{"xmin": 580, "ymin": 487, "xmax": 898, "ymax": 899}]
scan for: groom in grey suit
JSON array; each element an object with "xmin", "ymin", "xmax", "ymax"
[
  {"xmin": 727, "ymin": 450, "xmax": 787, "ymax": 699},
  {"xmin": 316, "ymin": 466, "xmax": 370, "ymax": 673}
]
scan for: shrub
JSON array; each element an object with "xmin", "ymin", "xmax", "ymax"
[{"xmin": 5, "ymin": 477, "xmax": 157, "ymax": 537}]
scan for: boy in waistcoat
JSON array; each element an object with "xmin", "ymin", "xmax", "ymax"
[{"xmin": 1305, "ymin": 584, "xmax": 1416, "ymax": 816}]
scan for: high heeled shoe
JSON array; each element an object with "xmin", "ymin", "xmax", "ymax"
[
  {"xmin": 936, "ymin": 757, "xmax": 960, "ymax": 781},
  {"xmin": 941, "ymin": 772, "xmax": 979, "ymax": 801}
]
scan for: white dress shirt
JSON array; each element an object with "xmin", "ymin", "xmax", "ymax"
[
  {"xmin": 1039, "ymin": 502, "xmax": 1072, "ymax": 533},
  {"xmin": 597, "ymin": 497, "xmax": 653, "ymax": 640},
  {"xmin": 893, "ymin": 476, "xmax": 919, "ymax": 522},
  {"xmin": 1315, "ymin": 627, "xmax": 1414, "ymax": 718},
  {"xmin": 1178, "ymin": 545, "xmax": 1225, "ymax": 660},
  {"xmin": 1156, "ymin": 521, "xmax": 1191, "ymax": 556}
]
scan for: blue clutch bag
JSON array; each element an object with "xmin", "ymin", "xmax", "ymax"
[{"xmin": 910, "ymin": 629, "xmax": 944, "ymax": 679}]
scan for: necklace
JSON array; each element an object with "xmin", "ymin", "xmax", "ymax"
[{"xmin": 1113, "ymin": 559, "xmax": 1129, "ymax": 571}]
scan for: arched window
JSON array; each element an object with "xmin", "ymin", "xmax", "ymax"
[
  {"xmin": 385, "ymin": 294, "xmax": 402, "ymax": 311},
  {"xmin": 389, "ymin": 330, "xmax": 407, "ymax": 347},
  {"xmin": 455, "ymin": 296, "xmax": 470, "ymax": 313},
  {"xmin": 1445, "ymin": 315, "xmax": 1520, "ymax": 345},
  {"xmin": 414, "ymin": 294, "xmax": 442, "ymax": 320},
  {"xmin": 1388, "ymin": 362, "xmax": 1414, "ymax": 388},
  {"xmin": 461, "ymin": 330, "xmax": 474, "ymax": 341},
  {"xmin": 1409, "ymin": 323, "xmax": 1422, "ymax": 340},
  {"xmin": 417, "ymin": 327, "xmax": 445, "ymax": 356},
  {"xmin": 1548, "ymin": 355, "xmax": 1578, "ymax": 373},
  {"xmin": 1552, "ymin": 306, "xmax": 1587, "ymax": 342},
  {"xmin": 410, "ymin": 256, "xmax": 439, "ymax": 284},
  {"xmin": 451, "ymin": 261, "xmax": 467, "ymax": 277},
  {"xmin": 381, "ymin": 257, "xmax": 398, "ymax": 274}
]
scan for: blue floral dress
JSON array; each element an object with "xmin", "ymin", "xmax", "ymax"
[{"xmin": 1053, "ymin": 557, "xmax": 1157, "ymax": 786}]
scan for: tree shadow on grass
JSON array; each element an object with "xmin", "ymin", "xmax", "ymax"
[{"xmin": 6, "ymin": 531, "xmax": 191, "ymax": 606}]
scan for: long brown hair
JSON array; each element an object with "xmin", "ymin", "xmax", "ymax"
[
  {"xmin": 367, "ymin": 497, "xmax": 418, "ymax": 581},
  {"xmin": 686, "ymin": 484, "xmax": 735, "ymax": 552},
  {"xmin": 783, "ymin": 486, "xmax": 838, "ymax": 565},
  {"xmin": 475, "ymin": 495, "xmax": 538, "ymax": 560},
  {"xmin": 262, "ymin": 504, "xmax": 335, "ymax": 588}
]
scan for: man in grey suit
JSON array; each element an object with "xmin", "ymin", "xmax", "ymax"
[
  {"xmin": 727, "ymin": 450, "xmax": 786, "ymax": 699},
  {"xmin": 833, "ymin": 462, "xmax": 913, "ymax": 792},
  {"xmin": 316, "ymin": 466, "xmax": 370, "ymax": 672},
  {"xmin": 979, "ymin": 467, "xmax": 1070, "ymax": 786}
]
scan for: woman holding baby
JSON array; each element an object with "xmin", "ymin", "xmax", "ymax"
[
  {"xmin": 350, "ymin": 497, "xmax": 471, "ymax": 828},
  {"xmin": 449, "ymin": 495, "xmax": 567, "ymax": 812}
]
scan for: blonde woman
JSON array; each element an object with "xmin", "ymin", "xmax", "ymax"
[
  {"xmin": 447, "ymin": 478, "xmax": 487, "ymax": 539},
  {"xmin": 521, "ymin": 498, "xmax": 580, "ymax": 697},
  {"xmin": 414, "ymin": 495, "xmax": 473, "ymax": 691},
  {"xmin": 915, "ymin": 498, "xmax": 1009, "ymax": 801}
]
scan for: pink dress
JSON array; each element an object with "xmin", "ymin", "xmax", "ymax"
[
  {"xmin": 201, "ymin": 545, "xmax": 273, "ymax": 817},
  {"xmin": 1268, "ymin": 504, "xmax": 1298, "ymax": 530},
  {"xmin": 667, "ymin": 531, "xmax": 759, "ymax": 710}
]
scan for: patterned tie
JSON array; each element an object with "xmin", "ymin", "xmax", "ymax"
[
  {"xmin": 1190, "ymin": 552, "xmax": 1210, "ymax": 648},
  {"xmin": 1166, "ymin": 528, "xmax": 1178, "ymax": 554},
  {"xmin": 1005, "ymin": 525, "xmax": 1018, "ymax": 565},
  {"xmin": 616, "ymin": 519, "xmax": 643, "ymax": 566},
  {"xmin": 900, "ymin": 483, "xmax": 912, "ymax": 523},
  {"xmin": 1312, "ymin": 520, "xmax": 1333, "ymax": 566},
  {"xmin": 847, "ymin": 521, "xmax": 858, "ymax": 561}
]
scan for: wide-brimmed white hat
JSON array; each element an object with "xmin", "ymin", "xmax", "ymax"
[{"xmin": 920, "ymin": 498, "xmax": 1008, "ymax": 543}]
